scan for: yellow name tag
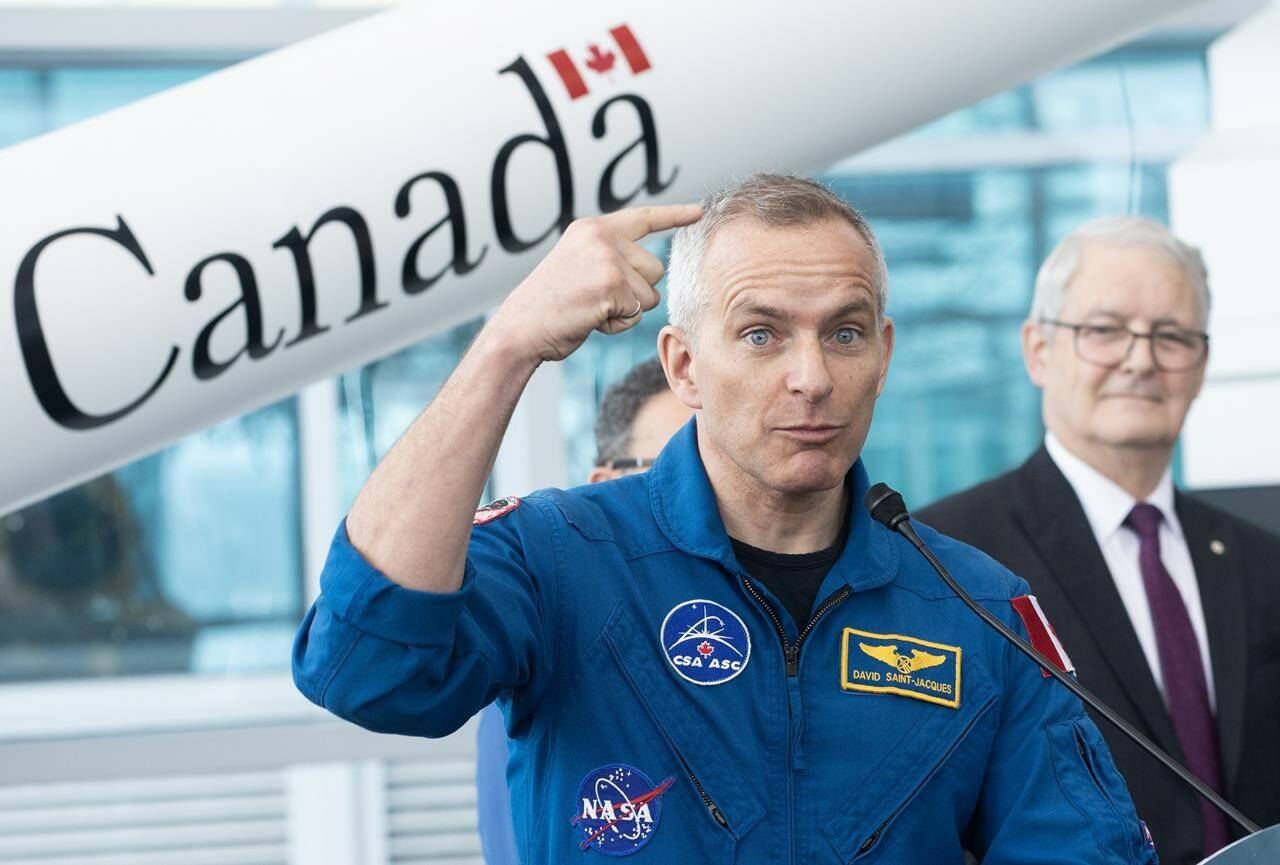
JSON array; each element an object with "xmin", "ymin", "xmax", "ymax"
[{"xmin": 840, "ymin": 627, "xmax": 962, "ymax": 709}]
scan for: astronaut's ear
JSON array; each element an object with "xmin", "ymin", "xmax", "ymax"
[{"xmin": 657, "ymin": 326, "xmax": 701, "ymax": 410}]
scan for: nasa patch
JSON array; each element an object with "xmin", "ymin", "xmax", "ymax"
[
  {"xmin": 660, "ymin": 599, "xmax": 751, "ymax": 686},
  {"xmin": 571, "ymin": 763, "xmax": 673, "ymax": 856},
  {"xmin": 473, "ymin": 497, "xmax": 519, "ymax": 526}
]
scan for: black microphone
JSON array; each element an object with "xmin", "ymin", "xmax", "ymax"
[{"xmin": 865, "ymin": 482, "xmax": 1260, "ymax": 835}]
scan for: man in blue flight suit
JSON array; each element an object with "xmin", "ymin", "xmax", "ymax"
[{"xmin": 294, "ymin": 173, "xmax": 1157, "ymax": 863}]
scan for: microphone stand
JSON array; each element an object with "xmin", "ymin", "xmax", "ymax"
[{"xmin": 865, "ymin": 483, "xmax": 1260, "ymax": 836}]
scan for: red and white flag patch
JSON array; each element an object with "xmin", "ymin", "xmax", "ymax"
[
  {"xmin": 474, "ymin": 496, "xmax": 520, "ymax": 526},
  {"xmin": 547, "ymin": 24, "xmax": 651, "ymax": 101},
  {"xmin": 1010, "ymin": 594, "xmax": 1075, "ymax": 678}
]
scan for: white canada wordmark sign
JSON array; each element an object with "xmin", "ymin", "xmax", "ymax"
[{"xmin": 0, "ymin": 0, "xmax": 1195, "ymax": 514}]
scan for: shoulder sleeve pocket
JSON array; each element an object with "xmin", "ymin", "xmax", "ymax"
[{"xmin": 1046, "ymin": 716, "xmax": 1151, "ymax": 865}]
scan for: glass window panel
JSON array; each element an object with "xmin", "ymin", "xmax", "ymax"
[
  {"xmin": 1030, "ymin": 50, "xmax": 1209, "ymax": 133},
  {"xmin": 893, "ymin": 44, "xmax": 1208, "ymax": 145},
  {"xmin": 45, "ymin": 66, "xmax": 224, "ymax": 129},
  {"xmin": 904, "ymin": 89, "xmax": 1034, "ymax": 140},
  {"xmin": 0, "ymin": 70, "xmax": 48, "ymax": 147},
  {"xmin": 336, "ymin": 318, "xmax": 487, "ymax": 511},
  {"xmin": 0, "ymin": 400, "xmax": 301, "ymax": 682}
]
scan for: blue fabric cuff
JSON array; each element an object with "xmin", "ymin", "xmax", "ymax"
[{"xmin": 320, "ymin": 518, "xmax": 476, "ymax": 647}]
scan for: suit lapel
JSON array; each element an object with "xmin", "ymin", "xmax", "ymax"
[
  {"xmin": 1178, "ymin": 494, "xmax": 1248, "ymax": 794},
  {"xmin": 1010, "ymin": 448, "xmax": 1183, "ymax": 757}
]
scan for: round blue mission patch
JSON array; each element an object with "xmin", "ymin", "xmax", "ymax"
[
  {"xmin": 571, "ymin": 763, "xmax": 672, "ymax": 856},
  {"xmin": 660, "ymin": 599, "xmax": 751, "ymax": 686}
]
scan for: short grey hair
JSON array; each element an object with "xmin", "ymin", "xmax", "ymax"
[
  {"xmin": 593, "ymin": 358, "xmax": 671, "ymax": 464},
  {"xmin": 1031, "ymin": 216, "xmax": 1211, "ymax": 327},
  {"xmin": 666, "ymin": 173, "xmax": 888, "ymax": 346}
]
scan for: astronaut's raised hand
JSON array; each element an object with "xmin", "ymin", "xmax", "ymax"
[{"xmin": 487, "ymin": 204, "xmax": 703, "ymax": 363}]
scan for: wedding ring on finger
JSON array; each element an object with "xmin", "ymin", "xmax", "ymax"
[{"xmin": 622, "ymin": 299, "xmax": 642, "ymax": 319}]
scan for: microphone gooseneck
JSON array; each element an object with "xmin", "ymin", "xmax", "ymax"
[{"xmin": 864, "ymin": 482, "xmax": 1260, "ymax": 836}]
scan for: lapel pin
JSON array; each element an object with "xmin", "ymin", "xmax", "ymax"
[{"xmin": 1209, "ymin": 539, "xmax": 1226, "ymax": 556}]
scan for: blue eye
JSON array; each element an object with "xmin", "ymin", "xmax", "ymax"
[
  {"xmin": 835, "ymin": 327, "xmax": 858, "ymax": 345},
  {"xmin": 747, "ymin": 330, "xmax": 770, "ymax": 346}
]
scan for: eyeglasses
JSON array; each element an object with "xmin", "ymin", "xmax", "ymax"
[
  {"xmin": 1039, "ymin": 319, "xmax": 1209, "ymax": 372},
  {"xmin": 595, "ymin": 457, "xmax": 657, "ymax": 472}
]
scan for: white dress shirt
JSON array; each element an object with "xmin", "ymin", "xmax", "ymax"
[{"xmin": 1044, "ymin": 433, "xmax": 1216, "ymax": 709}]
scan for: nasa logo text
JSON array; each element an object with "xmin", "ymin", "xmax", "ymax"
[{"xmin": 571, "ymin": 763, "xmax": 673, "ymax": 856}]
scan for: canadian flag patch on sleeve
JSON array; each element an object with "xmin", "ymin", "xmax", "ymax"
[
  {"xmin": 1010, "ymin": 594, "xmax": 1075, "ymax": 677},
  {"xmin": 474, "ymin": 497, "xmax": 520, "ymax": 526}
]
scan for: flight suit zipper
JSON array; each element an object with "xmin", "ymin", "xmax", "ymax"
[
  {"xmin": 794, "ymin": 587, "xmax": 854, "ymax": 672},
  {"xmin": 738, "ymin": 575, "xmax": 852, "ymax": 864},
  {"xmin": 738, "ymin": 577, "xmax": 852, "ymax": 676},
  {"xmin": 674, "ymin": 748, "xmax": 731, "ymax": 830},
  {"xmin": 643, "ymin": 696, "xmax": 734, "ymax": 834}
]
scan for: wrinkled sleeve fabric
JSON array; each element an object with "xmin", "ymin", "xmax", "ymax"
[
  {"xmin": 970, "ymin": 580, "xmax": 1157, "ymax": 865},
  {"xmin": 292, "ymin": 499, "xmax": 560, "ymax": 739}
]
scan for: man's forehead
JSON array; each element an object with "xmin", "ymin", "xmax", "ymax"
[
  {"xmin": 703, "ymin": 216, "xmax": 878, "ymax": 315},
  {"xmin": 1064, "ymin": 243, "xmax": 1199, "ymax": 318}
]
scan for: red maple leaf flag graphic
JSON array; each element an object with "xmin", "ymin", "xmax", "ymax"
[
  {"xmin": 584, "ymin": 43, "xmax": 616, "ymax": 75},
  {"xmin": 697, "ymin": 641, "xmax": 714, "ymax": 656},
  {"xmin": 546, "ymin": 49, "xmax": 588, "ymax": 100},
  {"xmin": 607, "ymin": 24, "xmax": 651, "ymax": 74},
  {"xmin": 547, "ymin": 23, "xmax": 651, "ymax": 101}
]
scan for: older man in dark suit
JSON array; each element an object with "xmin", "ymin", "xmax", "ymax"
[{"xmin": 920, "ymin": 216, "xmax": 1280, "ymax": 865}]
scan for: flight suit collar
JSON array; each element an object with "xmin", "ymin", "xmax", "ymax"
[{"xmin": 648, "ymin": 418, "xmax": 898, "ymax": 593}]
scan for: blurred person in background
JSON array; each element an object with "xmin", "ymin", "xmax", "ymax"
[
  {"xmin": 477, "ymin": 357, "xmax": 691, "ymax": 865},
  {"xmin": 921, "ymin": 216, "xmax": 1280, "ymax": 864}
]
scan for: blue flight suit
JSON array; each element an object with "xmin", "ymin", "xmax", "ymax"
[{"xmin": 293, "ymin": 419, "xmax": 1158, "ymax": 864}]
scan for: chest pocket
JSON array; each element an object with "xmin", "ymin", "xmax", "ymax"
[
  {"xmin": 598, "ymin": 602, "xmax": 767, "ymax": 850},
  {"xmin": 819, "ymin": 655, "xmax": 999, "ymax": 862}
]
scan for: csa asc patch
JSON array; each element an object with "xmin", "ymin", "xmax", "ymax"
[
  {"xmin": 660, "ymin": 599, "xmax": 751, "ymax": 686},
  {"xmin": 840, "ymin": 627, "xmax": 962, "ymax": 709},
  {"xmin": 570, "ymin": 763, "xmax": 673, "ymax": 856},
  {"xmin": 473, "ymin": 497, "xmax": 519, "ymax": 526}
]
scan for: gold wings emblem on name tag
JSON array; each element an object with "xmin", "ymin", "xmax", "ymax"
[{"xmin": 859, "ymin": 642, "xmax": 947, "ymax": 674}]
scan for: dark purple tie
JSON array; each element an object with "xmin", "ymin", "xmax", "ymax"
[{"xmin": 1124, "ymin": 503, "xmax": 1230, "ymax": 856}]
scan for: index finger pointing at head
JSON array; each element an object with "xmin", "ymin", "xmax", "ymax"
[{"xmin": 602, "ymin": 203, "xmax": 703, "ymax": 241}]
